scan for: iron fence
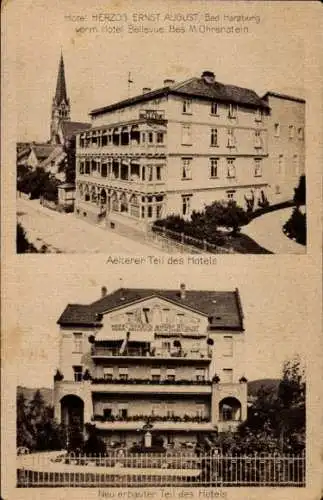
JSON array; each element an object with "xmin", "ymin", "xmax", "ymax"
[
  {"xmin": 17, "ymin": 451, "xmax": 305, "ymax": 487},
  {"xmin": 150, "ymin": 227, "xmax": 234, "ymax": 254}
]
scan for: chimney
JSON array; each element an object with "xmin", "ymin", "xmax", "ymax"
[
  {"xmin": 101, "ymin": 286, "xmax": 107, "ymax": 298},
  {"xmin": 180, "ymin": 283, "xmax": 186, "ymax": 300},
  {"xmin": 142, "ymin": 87, "xmax": 151, "ymax": 94},
  {"xmin": 163, "ymin": 79, "xmax": 175, "ymax": 86},
  {"xmin": 201, "ymin": 71, "xmax": 215, "ymax": 84}
]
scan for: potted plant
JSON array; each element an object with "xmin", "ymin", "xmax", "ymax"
[{"xmin": 54, "ymin": 369, "xmax": 64, "ymax": 382}]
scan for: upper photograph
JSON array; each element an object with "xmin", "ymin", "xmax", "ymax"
[{"xmin": 15, "ymin": 3, "xmax": 307, "ymax": 254}]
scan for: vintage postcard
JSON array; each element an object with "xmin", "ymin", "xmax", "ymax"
[{"xmin": 1, "ymin": 0, "xmax": 322, "ymax": 499}]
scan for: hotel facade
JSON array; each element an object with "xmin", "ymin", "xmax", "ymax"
[
  {"xmin": 74, "ymin": 71, "xmax": 280, "ymax": 230},
  {"xmin": 54, "ymin": 284, "xmax": 247, "ymax": 449}
]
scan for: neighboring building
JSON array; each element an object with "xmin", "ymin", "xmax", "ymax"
[
  {"xmin": 74, "ymin": 71, "xmax": 271, "ymax": 230},
  {"xmin": 24, "ymin": 143, "xmax": 57, "ymax": 169},
  {"xmin": 262, "ymin": 92, "xmax": 305, "ymax": 203},
  {"xmin": 54, "ymin": 284, "xmax": 248, "ymax": 449}
]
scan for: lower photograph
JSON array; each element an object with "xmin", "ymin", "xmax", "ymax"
[{"xmin": 15, "ymin": 261, "xmax": 306, "ymax": 490}]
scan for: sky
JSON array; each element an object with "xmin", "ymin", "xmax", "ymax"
[
  {"xmin": 4, "ymin": 255, "xmax": 317, "ymax": 388},
  {"xmin": 7, "ymin": 0, "xmax": 310, "ymax": 142}
]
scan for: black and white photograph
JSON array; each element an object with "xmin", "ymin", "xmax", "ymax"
[
  {"xmin": 14, "ymin": 1, "xmax": 308, "ymax": 255},
  {"xmin": 11, "ymin": 260, "xmax": 311, "ymax": 491},
  {"xmin": 1, "ymin": 1, "xmax": 322, "ymax": 500}
]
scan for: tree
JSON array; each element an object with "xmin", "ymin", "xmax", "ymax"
[
  {"xmin": 283, "ymin": 208, "xmax": 306, "ymax": 245},
  {"xmin": 17, "ymin": 223, "xmax": 38, "ymax": 253},
  {"xmin": 239, "ymin": 356, "xmax": 305, "ymax": 453},
  {"xmin": 83, "ymin": 424, "xmax": 106, "ymax": 455},
  {"xmin": 294, "ymin": 175, "xmax": 306, "ymax": 207},
  {"xmin": 16, "ymin": 389, "xmax": 64, "ymax": 451},
  {"xmin": 204, "ymin": 200, "xmax": 249, "ymax": 235}
]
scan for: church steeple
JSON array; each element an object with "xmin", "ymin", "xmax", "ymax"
[
  {"xmin": 54, "ymin": 52, "xmax": 68, "ymax": 105},
  {"xmin": 50, "ymin": 52, "xmax": 71, "ymax": 143}
]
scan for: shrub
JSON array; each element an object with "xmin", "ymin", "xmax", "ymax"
[{"xmin": 283, "ymin": 208, "xmax": 306, "ymax": 245}]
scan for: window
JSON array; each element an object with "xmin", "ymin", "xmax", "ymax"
[
  {"xmin": 142, "ymin": 308, "xmax": 151, "ymax": 323},
  {"xmin": 222, "ymin": 368, "xmax": 233, "ymax": 383},
  {"xmin": 151, "ymin": 368, "xmax": 161, "ymax": 382},
  {"xmin": 181, "ymin": 125, "xmax": 192, "ymax": 145},
  {"xmin": 210, "ymin": 158, "xmax": 219, "ymax": 178},
  {"xmin": 166, "ymin": 402, "xmax": 175, "ymax": 417},
  {"xmin": 196, "ymin": 404, "xmax": 204, "ymax": 418},
  {"xmin": 293, "ymin": 155, "xmax": 299, "ymax": 175},
  {"xmin": 254, "ymin": 130, "xmax": 263, "ymax": 149},
  {"xmin": 182, "ymin": 194, "xmax": 192, "ymax": 216},
  {"xmin": 227, "ymin": 158, "xmax": 236, "ymax": 178},
  {"xmin": 278, "ymin": 154, "xmax": 284, "ymax": 175},
  {"xmin": 223, "ymin": 336, "xmax": 233, "ymax": 357},
  {"xmin": 228, "ymin": 103, "xmax": 237, "ymax": 119},
  {"xmin": 73, "ymin": 365, "xmax": 83, "ymax": 382},
  {"xmin": 211, "ymin": 101, "xmax": 218, "ymax": 115},
  {"xmin": 73, "ymin": 333, "xmax": 83, "ymax": 353},
  {"xmin": 274, "ymin": 123, "xmax": 280, "ymax": 137},
  {"xmin": 103, "ymin": 408, "xmax": 112, "ymax": 419},
  {"xmin": 255, "ymin": 108, "xmax": 263, "ymax": 122},
  {"xmin": 148, "ymin": 132, "xmax": 154, "ymax": 144},
  {"xmin": 118, "ymin": 406, "xmax": 128, "ymax": 419},
  {"xmin": 156, "ymin": 132, "xmax": 164, "ymax": 144},
  {"xmin": 289, "ymin": 125, "xmax": 295, "ymax": 139},
  {"xmin": 156, "ymin": 166, "xmax": 162, "ymax": 181},
  {"xmin": 226, "ymin": 190, "xmax": 236, "ymax": 200},
  {"xmin": 254, "ymin": 159, "xmax": 262, "ymax": 177},
  {"xmin": 182, "ymin": 99, "xmax": 192, "ymax": 114},
  {"xmin": 182, "ymin": 158, "xmax": 192, "ymax": 179},
  {"xmin": 119, "ymin": 367, "xmax": 128, "ymax": 381},
  {"xmin": 152, "ymin": 403, "xmax": 161, "ymax": 416},
  {"xmin": 298, "ymin": 127, "xmax": 304, "ymax": 140},
  {"xmin": 227, "ymin": 129, "xmax": 236, "ymax": 148},
  {"xmin": 162, "ymin": 341, "xmax": 171, "ymax": 351},
  {"xmin": 166, "ymin": 369, "xmax": 176, "ymax": 381},
  {"xmin": 210, "ymin": 128, "xmax": 218, "ymax": 147},
  {"xmin": 103, "ymin": 367, "xmax": 113, "ymax": 380},
  {"xmin": 196, "ymin": 368, "xmax": 205, "ymax": 382}
]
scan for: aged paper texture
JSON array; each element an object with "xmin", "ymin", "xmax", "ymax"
[{"xmin": 1, "ymin": 1, "xmax": 322, "ymax": 500}]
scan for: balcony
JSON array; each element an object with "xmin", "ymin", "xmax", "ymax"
[
  {"xmin": 77, "ymin": 174, "xmax": 166, "ymax": 194},
  {"xmin": 92, "ymin": 416, "xmax": 215, "ymax": 432},
  {"xmin": 91, "ymin": 346, "xmax": 211, "ymax": 362},
  {"xmin": 78, "ymin": 143, "xmax": 166, "ymax": 156},
  {"xmin": 91, "ymin": 378, "xmax": 212, "ymax": 395}
]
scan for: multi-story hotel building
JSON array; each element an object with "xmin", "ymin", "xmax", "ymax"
[
  {"xmin": 74, "ymin": 71, "xmax": 272, "ymax": 230},
  {"xmin": 54, "ymin": 284, "xmax": 247, "ymax": 449},
  {"xmin": 262, "ymin": 92, "xmax": 305, "ymax": 203}
]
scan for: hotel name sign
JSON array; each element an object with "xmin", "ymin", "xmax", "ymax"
[
  {"xmin": 111, "ymin": 322, "xmax": 198, "ymax": 334},
  {"xmin": 139, "ymin": 109, "xmax": 165, "ymax": 120}
]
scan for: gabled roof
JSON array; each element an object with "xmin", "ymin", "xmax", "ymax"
[
  {"xmin": 31, "ymin": 143, "xmax": 57, "ymax": 161},
  {"xmin": 57, "ymin": 287, "xmax": 244, "ymax": 331},
  {"xmin": 90, "ymin": 75, "xmax": 269, "ymax": 117},
  {"xmin": 60, "ymin": 121, "xmax": 91, "ymax": 139},
  {"xmin": 40, "ymin": 145, "xmax": 65, "ymax": 167},
  {"xmin": 262, "ymin": 91, "xmax": 305, "ymax": 104}
]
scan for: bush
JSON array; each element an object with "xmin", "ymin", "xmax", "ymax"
[{"xmin": 283, "ymin": 208, "xmax": 306, "ymax": 245}]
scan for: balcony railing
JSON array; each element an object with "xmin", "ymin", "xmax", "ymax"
[
  {"xmin": 91, "ymin": 378, "xmax": 211, "ymax": 385},
  {"xmin": 77, "ymin": 175, "xmax": 166, "ymax": 193},
  {"xmin": 91, "ymin": 346, "xmax": 211, "ymax": 360}
]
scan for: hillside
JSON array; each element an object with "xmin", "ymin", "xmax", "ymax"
[
  {"xmin": 17, "ymin": 386, "xmax": 53, "ymax": 407},
  {"xmin": 248, "ymin": 378, "xmax": 280, "ymax": 397}
]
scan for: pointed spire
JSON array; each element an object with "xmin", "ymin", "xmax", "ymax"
[{"xmin": 55, "ymin": 52, "xmax": 68, "ymax": 105}]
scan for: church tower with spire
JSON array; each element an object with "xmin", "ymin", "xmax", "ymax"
[{"xmin": 50, "ymin": 52, "xmax": 71, "ymax": 144}]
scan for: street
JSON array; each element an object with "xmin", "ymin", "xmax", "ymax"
[
  {"xmin": 17, "ymin": 198, "xmax": 166, "ymax": 254},
  {"xmin": 241, "ymin": 207, "xmax": 306, "ymax": 254}
]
